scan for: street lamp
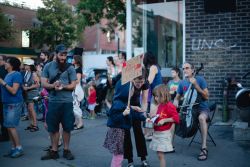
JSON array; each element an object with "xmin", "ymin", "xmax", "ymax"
[{"xmin": 115, "ymin": 32, "xmax": 120, "ymax": 55}]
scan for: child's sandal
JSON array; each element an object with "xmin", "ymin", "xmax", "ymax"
[{"xmin": 25, "ymin": 124, "xmax": 33, "ymax": 130}]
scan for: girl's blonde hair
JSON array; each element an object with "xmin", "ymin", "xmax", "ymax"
[{"xmin": 152, "ymin": 84, "xmax": 171, "ymax": 105}]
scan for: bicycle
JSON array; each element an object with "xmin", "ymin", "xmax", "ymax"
[{"xmin": 33, "ymin": 95, "xmax": 48, "ymax": 122}]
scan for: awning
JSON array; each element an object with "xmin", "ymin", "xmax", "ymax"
[{"xmin": 0, "ymin": 47, "xmax": 37, "ymax": 56}]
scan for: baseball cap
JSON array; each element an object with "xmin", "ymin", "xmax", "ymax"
[
  {"xmin": 23, "ymin": 59, "xmax": 34, "ymax": 66},
  {"xmin": 55, "ymin": 44, "xmax": 67, "ymax": 54}
]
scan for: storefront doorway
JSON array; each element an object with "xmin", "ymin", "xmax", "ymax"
[{"xmin": 131, "ymin": 0, "xmax": 184, "ymax": 77}]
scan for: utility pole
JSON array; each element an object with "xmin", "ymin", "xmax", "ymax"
[{"xmin": 116, "ymin": 32, "xmax": 120, "ymax": 55}]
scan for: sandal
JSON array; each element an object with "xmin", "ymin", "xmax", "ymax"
[
  {"xmin": 25, "ymin": 124, "xmax": 34, "ymax": 130},
  {"xmin": 29, "ymin": 126, "xmax": 39, "ymax": 132},
  {"xmin": 197, "ymin": 148, "xmax": 208, "ymax": 161},
  {"xmin": 74, "ymin": 125, "xmax": 84, "ymax": 130}
]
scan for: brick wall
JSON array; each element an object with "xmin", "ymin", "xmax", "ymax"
[
  {"xmin": 0, "ymin": 4, "xmax": 36, "ymax": 48},
  {"xmin": 185, "ymin": 0, "xmax": 250, "ymax": 115}
]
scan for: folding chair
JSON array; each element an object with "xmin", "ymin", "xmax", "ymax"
[{"xmin": 188, "ymin": 102, "xmax": 217, "ymax": 146}]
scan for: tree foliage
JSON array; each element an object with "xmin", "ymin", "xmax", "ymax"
[
  {"xmin": 77, "ymin": 0, "xmax": 126, "ymax": 35},
  {"xmin": 0, "ymin": 9, "xmax": 15, "ymax": 41},
  {"xmin": 30, "ymin": 0, "xmax": 83, "ymax": 49}
]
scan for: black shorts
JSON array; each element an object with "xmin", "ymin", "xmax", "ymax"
[{"xmin": 46, "ymin": 102, "xmax": 75, "ymax": 133}]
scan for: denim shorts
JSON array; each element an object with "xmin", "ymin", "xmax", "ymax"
[
  {"xmin": 3, "ymin": 103, "xmax": 22, "ymax": 128},
  {"xmin": 46, "ymin": 102, "xmax": 75, "ymax": 133}
]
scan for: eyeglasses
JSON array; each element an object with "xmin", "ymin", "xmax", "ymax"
[{"xmin": 182, "ymin": 67, "xmax": 191, "ymax": 70}]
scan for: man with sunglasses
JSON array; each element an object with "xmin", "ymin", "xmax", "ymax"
[{"xmin": 174, "ymin": 62, "xmax": 210, "ymax": 161}]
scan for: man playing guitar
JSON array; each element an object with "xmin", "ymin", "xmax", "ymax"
[{"xmin": 173, "ymin": 62, "xmax": 210, "ymax": 161}]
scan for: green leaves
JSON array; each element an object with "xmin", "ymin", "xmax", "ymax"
[
  {"xmin": 77, "ymin": 0, "xmax": 126, "ymax": 33},
  {"xmin": 30, "ymin": 0, "xmax": 82, "ymax": 49},
  {"xmin": 0, "ymin": 9, "xmax": 15, "ymax": 41}
]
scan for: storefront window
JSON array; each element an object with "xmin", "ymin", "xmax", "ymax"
[{"xmin": 132, "ymin": 0, "xmax": 184, "ymax": 76}]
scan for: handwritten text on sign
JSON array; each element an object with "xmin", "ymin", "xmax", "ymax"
[{"xmin": 122, "ymin": 55, "xmax": 142, "ymax": 85}]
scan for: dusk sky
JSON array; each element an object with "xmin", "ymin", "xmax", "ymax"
[{"xmin": 0, "ymin": 0, "xmax": 44, "ymax": 9}]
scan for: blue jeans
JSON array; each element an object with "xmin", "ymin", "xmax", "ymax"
[{"xmin": 3, "ymin": 103, "xmax": 22, "ymax": 128}]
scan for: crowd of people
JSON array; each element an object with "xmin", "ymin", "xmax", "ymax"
[
  {"xmin": 103, "ymin": 52, "xmax": 211, "ymax": 167},
  {"xmin": 0, "ymin": 46, "xmax": 211, "ymax": 166}
]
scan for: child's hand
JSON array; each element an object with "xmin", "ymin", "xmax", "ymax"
[
  {"xmin": 157, "ymin": 119, "xmax": 166, "ymax": 126},
  {"xmin": 123, "ymin": 107, "xmax": 130, "ymax": 116}
]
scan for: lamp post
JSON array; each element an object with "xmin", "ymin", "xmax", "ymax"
[{"xmin": 115, "ymin": 32, "xmax": 120, "ymax": 55}]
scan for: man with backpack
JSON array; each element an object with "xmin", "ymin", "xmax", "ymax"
[{"xmin": 41, "ymin": 44, "xmax": 77, "ymax": 160}]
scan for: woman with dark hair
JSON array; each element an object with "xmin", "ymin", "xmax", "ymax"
[
  {"xmin": 72, "ymin": 55, "xmax": 84, "ymax": 129},
  {"xmin": 143, "ymin": 51, "xmax": 163, "ymax": 140},
  {"xmin": 0, "ymin": 57, "xmax": 24, "ymax": 158},
  {"xmin": 23, "ymin": 59, "xmax": 40, "ymax": 132},
  {"xmin": 143, "ymin": 52, "xmax": 162, "ymax": 91},
  {"xmin": 48, "ymin": 52, "xmax": 56, "ymax": 62}
]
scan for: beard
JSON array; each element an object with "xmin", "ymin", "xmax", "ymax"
[{"xmin": 56, "ymin": 57, "xmax": 67, "ymax": 71}]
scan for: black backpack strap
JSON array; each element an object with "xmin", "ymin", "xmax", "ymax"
[{"xmin": 49, "ymin": 63, "xmax": 72, "ymax": 84}]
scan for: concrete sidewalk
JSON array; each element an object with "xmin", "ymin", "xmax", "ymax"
[{"xmin": 0, "ymin": 116, "xmax": 249, "ymax": 167}]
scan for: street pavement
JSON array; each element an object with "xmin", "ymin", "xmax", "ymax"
[{"xmin": 0, "ymin": 115, "xmax": 250, "ymax": 167}]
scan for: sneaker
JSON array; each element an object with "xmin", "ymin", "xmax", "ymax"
[
  {"xmin": 63, "ymin": 149, "xmax": 74, "ymax": 160},
  {"xmin": 3, "ymin": 148, "xmax": 15, "ymax": 157},
  {"xmin": 10, "ymin": 148, "xmax": 24, "ymax": 158},
  {"xmin": 41, "ymin": 150, "xmax": 59, "ymax": 160},
  {"xmin": 127, "ymin": 163, "xmax": 134, "ymax": 167},
  {"xmin": 141, "ymin": 160, "xmax": 150, "ymax": 167}
]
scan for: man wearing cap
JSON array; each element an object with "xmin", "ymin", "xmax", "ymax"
[{"xmin": 41, "ymin": 44, "xmax": 77, "ymax": 160}]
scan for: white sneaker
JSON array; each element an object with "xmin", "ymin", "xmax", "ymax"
[{"xmin": 141, "ymin": 160, "xmax": 150, "ymax": 167}]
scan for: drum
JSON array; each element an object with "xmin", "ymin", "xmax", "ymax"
[{"xmin": 235, "ymin": 88, "xmax": 250, "ymax": 109}]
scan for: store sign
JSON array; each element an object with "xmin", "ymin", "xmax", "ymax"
[
  {"xmin": 22, "ymin": 30, "xmax": 30, "ymax": 48},
  {"xmin": 122, "ymin": 55, "xmax": 142, "ymax": 85}
]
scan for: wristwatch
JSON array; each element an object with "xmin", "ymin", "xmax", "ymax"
[{"xmin": 3, "ymin": 83, "xmax": 7, "ymax": 87}]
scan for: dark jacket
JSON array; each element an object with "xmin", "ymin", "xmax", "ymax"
[{"xmin": 107, "ymin": 80, "xmax": 146, "ymax": 129}]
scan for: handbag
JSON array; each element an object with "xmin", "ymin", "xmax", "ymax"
[{"xmin": 73, "ymin": 83, "xmax": 84, "ymax": 102}]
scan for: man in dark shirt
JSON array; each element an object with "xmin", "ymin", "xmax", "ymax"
[
  {"xmin": 40, "ymin": 51, "xmax": 49, "ymax": 67},
  {"xmin": 0, "ymin": 55, "xmax": 8, "ymax": 142}
]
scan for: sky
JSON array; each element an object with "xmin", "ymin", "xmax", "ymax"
[{"xmin": 0, "ymin": 0, "xmax": 44, "ymax": 9}]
